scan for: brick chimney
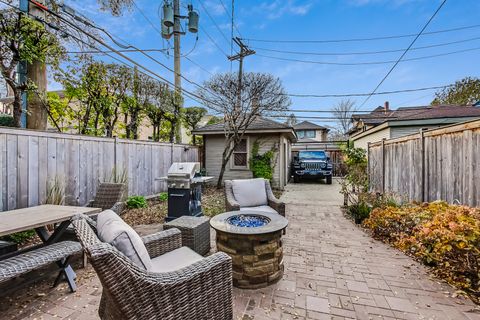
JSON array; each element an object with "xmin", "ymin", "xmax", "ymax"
[{"xmin": 384, "ymin": 101, "xmax": 390, "ymax": 113}]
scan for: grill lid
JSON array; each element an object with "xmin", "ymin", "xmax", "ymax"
[{"xmin": 167, "ymin": 162, "xmax": 200, "ymax": 179}]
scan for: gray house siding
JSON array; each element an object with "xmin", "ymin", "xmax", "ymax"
[{"xmin": 204, "ymin": 133, "xmax": 285, "ymax": 188}]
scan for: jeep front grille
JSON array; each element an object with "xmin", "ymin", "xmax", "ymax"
[{"xmin": 304, "ymin": 162, "xmax": 326, "ymax": 170}]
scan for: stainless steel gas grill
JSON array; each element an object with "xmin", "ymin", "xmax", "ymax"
[{"xmin": 161, "ymin": 162, "xmax": 213, "ymax": 221}]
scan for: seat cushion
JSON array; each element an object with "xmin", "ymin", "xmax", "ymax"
[
  {"xmin": 96, "ymin": 210, "xmax": 152, "ymax": 270},
  {"xmin": 232, "ymin": 178, "xmax": 268, "ymax": 207},
  {"xmin": 150, "ymin": 247, "xmax": 203, "ymax": 273},
  {"xmin": 240, "ymin": 205, "xmax": 278, "ymax": 214}
]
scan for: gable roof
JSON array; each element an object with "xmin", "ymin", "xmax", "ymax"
[
  {"xmin": 192, "ymin": 117, "xmax": 294, "ymax": 135},
  {"xmin": 293, "ymin": 120, "xmax": 329, "ymax": 131},
  {"xmin": 351, "ymin": 104, "xmax": 480, "ymax": 126}
]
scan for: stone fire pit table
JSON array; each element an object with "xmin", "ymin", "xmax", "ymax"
[{"xmin": 210, "ymin": 210, "xmax": 288, "ymax": 289}]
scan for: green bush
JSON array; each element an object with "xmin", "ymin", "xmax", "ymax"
[
  {"xmin": 347, "ymin": 201, "xmax": 371, "ymax": 224},
  {"xmin": 126, "ymin": 195, "xmax": 147, "ymax": 209},
  {"xmin": 4, "ymin": 230, "xmax": 36, "ymax": 244},
  {"xmin": 249, "ymin": 140, "xmax": 276, "ymax": 181},
  {"xmin": 159, "ymin": 192, "xmax": 168, "ymax": 202},
  {"xmin": 0, "ymin": 114, "xmax": 15, "ymax": 127}
]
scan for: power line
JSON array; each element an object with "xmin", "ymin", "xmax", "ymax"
[
  {"xmin": 184, "ymin": 56, "xmax": 214, "ymax": 75},
  {"xmin": 217, "ymin": 0, "xmax": 241, "ymax": 37},
  {"xmin": 46, "ymin": 1, "xmax": 227, "ymax": 107},
  {"xmin": 197, "ymin": 0, "xmax": 231, "ymax": 46},
  {"xmin": 251, "ymin": 36, "xmax": 480, "ymax": 57},
  {"xmin": 359, "ymin": 0, "xmax": 448, "ymax": 108},
  {"xmin": 199, "ymin": 25, "xmax": 229, "ymax": 56},
  {"xmin": 283, "ymin": 84, "xmax": 453, "ymax": 98},
  {"xmin": 66, "ymin": 48, "xmax": 169, "ymax": 54},
  {"xmin": 21, "ymin": 0, "xmax": 226, "ymax": 113},
  {"xmin": 241, "ymin": 22, "xmax": 479, "ymax": 44},
  {"xmin": 256, "ymin": 46, "xmax": 480, "ymax": 66}
]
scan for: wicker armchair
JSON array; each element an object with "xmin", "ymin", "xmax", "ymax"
[
  {"xmin": 71, "ymin": 214, "xmax": 233, "ymax": 320},
  {"xmin": 224, "ymin": 179, "xmax": 285, "ymax": 216},
  {"xmin": 86, "ymin": 182, "xmax": 126, "ymax": 213}
]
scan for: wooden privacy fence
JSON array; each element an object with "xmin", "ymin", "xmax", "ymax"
[
  {"xmin": 368, "ymin": 119, "xmax": 480, "ymax": 207},
  {"xmin": 0, "ymin": 127, "xmax": 199, "ymax": 211}
]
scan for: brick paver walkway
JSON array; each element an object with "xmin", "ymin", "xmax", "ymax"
[{"xmin": 1, "ymin": 180, "xmax": 479, "ymax": 319}]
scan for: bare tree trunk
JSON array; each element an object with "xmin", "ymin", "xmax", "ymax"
[
  {"xmin": 12, "ymin": 90, "xmax": 22, "ymax": 127},
  {"xmin": 216, "ymin": 138, "xmax": 235, "ymax": 188}
]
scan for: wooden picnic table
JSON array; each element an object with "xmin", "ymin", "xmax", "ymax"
[{"xmin": 0, "ymin": 205, "xmax": 101, "ymax": 291}]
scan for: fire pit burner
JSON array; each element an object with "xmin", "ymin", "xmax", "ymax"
[{"xmin": 227, "ymin": 214, "xmax": 270, "ymax": 228}]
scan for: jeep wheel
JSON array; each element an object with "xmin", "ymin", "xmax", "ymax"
[
  {"xmin": 293, "ymin": 175, "xmax": 300, "ymax": 183},
  {"xmin": 326, "ymin": 175, "xmax": 332, "ymax": 185}
]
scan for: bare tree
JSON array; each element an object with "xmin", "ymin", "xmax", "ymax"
[
  {"xmin": 331, "ymin": 99, "xmax": 356, "ymax": 139},
  {"xmin": 197, "ymin": 72, "xmax": 290, "ymax": 188},
  {"xmin": 285, "ymin": 113, "xmax": 297, "ymax": 126}
]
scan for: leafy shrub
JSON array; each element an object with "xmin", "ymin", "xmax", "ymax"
[
  {"xmin": 249, "ymin": 140, "xmax": 276, "ymax": 181},
  {"xmin": 0, "ymin": 114, "xmax": 15, "ymax": 127},
  {"xmin": 159, "ymin": 192, "xmax": 168, "ymax": 202},
  {"xmin": 4, "ymin": 230, "xmax": 36, "ymax": 244},
  {"xmin": 126, "ymin": 195, "xmax": 147, "ymax": 209},
  {"xmin": 347, "ymin": 201, "xmax": 371, "ymax": 224},
  {"xmin": 364, "ymin": 202, "xmax": 480, "ymax": 302}
]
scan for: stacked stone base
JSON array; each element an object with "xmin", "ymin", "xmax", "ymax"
[{"xmin": 216, "ymin": 230, "xmax": 284, "ymax": 289}]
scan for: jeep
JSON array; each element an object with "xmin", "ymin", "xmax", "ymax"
[{"xmin": 292, "ymin": 150, "xmax": 333, "ymax": 184}]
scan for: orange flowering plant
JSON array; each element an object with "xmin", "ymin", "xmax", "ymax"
[{"xmin": 363, "ymin": 201, "xmax": 480, "ymax": 303}]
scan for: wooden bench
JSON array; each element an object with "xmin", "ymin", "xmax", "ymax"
[{"xmin": 0, "ymin": 241, "xmax": 82, "ymax": 291}]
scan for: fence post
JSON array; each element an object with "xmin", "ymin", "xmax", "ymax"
[
  {"xmin": 114, "ymin": 136, "xmax": 118, "ymax": 169},
  {"xmin": 420, "ymin": 129, "xmax": 425, "ymax": 202},
  {"xmin": 367, "ymin": 142, "xmax": 370, "ymax": 192},
  {"xmin": 170, "ymin": 143, "xmax": 174, "ymax": 164},
  {"xmin": 381, "ymin": 138, "xmax": 386, "ymax": 194}
]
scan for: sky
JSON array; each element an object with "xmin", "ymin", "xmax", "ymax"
[{"xmin": 52, "ymin": 0, "xmax": 480, "ymax": 127}]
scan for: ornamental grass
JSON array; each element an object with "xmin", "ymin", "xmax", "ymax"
[{"xmin": 363, "ymin": 201, "xmax": 480, "ymax": 303}]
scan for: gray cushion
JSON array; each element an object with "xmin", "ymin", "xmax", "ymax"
[
  {"xmin": 240, "ymin": 205, "xmax": 278, "ymax": 214},
  {"xmin": 96, "ymin": 210, "xmax": 152, "ymax": 270},
  {"xmin": 232, "ymin": 178, "xmax": 268, "ymax": 207},
  {"xmin": 150, "ymin": 247, "xmax": 203, "ymax": 273}
]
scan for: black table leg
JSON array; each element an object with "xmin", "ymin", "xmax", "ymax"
[{"xmin": 35, "ymin": 222, "xmax": 78, "ymax": 292}]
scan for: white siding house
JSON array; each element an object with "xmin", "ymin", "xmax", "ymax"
[{"xmin": 192, "ymin": 118, "xmax": 296, "ymax": 189}]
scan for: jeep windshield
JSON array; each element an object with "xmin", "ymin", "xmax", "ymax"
[{"xmin": 298, "ymin": 151, "xmax": 326, "ymax": 160}]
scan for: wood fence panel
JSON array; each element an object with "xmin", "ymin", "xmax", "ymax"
[
  {"xmin": 369, "ymin": 120, "xmax": 480, "ymax": 207},
  {"xmin": 0, "ymin": 128, "xmax": 199, "ymax": 211}
]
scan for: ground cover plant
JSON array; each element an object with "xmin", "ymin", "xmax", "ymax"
[{"xmin": 363, "ymin": 201, "xmax": 480, "ymax": 303}]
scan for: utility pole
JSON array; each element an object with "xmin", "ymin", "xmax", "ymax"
[
  {"xmin": 228, "ymin": 37, "xmax": 255, "ymax": 112},
  {"xmin": 172, "ymin": 0, "xmax": 182, "ymax": 143},
  {"xmin": 161, "ymin": 1, "xmax": 198, "ymax": 142},
  {"xmin": 27, "ymin": 0, "xmax": 48, "ymax": 130},
  {"xmin": 173, "ymin": 0, "xmax": 181, "ymax": 94},
  {"xmin": 18, "ymin": 0, "xmax": 28, "ymax": 128}
]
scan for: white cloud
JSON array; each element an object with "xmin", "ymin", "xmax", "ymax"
[
  {"xmin": 347, "ymin": 0, "xmax": 424, "ymax": 7},
  {"xmin": 255, "ymin": 1, "xmax": 313, "ymax": 20},
  {"xmin": 201, "ymin": 0, "xmax": 227, "ymax": 16}
]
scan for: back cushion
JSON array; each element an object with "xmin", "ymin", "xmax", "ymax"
[
  {"xmin": 97, "ymin": 210, "xmax": 152, "ymax": 270},
  {"xmin": 232, "ymin": 178, "xmax": 268, "ymax": 207}
]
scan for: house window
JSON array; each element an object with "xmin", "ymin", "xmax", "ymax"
[
  {"xmin": 297, "ymin": 130, "xmax": 315, "ymax": 139},
  {"xmin": 232, "ymin": 138, "xmax": 248, "ymax": 169}
]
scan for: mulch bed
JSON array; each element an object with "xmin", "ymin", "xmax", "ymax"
[
  {"xmin": 121, "ymin": 186, "xmax": 283, "ymax": 226},
  {"xmin": 121, "ymin": 186, "xmax": 227, "ymax": 226}
]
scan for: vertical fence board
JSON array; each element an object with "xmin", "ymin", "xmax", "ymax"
[
  {"xmin": 368, "ymin": 121, "xmax": 480, "ymax": 207},
  {"xmin": 28, "ymin": 136, "xmax": 39, "ymax": 206},
  {"xmin": 0, "ymin": 128, "xmax": 198, "ymax": 210},
  {"xmin": 0, "ymin": 134, "xmax": 6, "ymax": 211}
]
